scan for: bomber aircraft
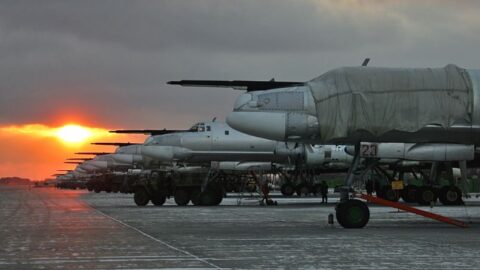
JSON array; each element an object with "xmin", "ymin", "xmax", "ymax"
[
  {"xmin": 170, "ymin": 61, "xmax": 478, "ymax": 228},
  {"xmin": 107, "ymin": 120, "xmax": 352, "ymax": 205}
]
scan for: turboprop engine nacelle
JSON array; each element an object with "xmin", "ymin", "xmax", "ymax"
[
  {"xmin": 304, "ymin": 145, "xmax": 352, "ymax": 167},
  {"xmin": 273, "ymin": 142, "xmax": 304, "ymax": 157},
  {"xmin": 358, "ymin": 143, "xmax": 475, "ymax": 161},
  {"xmin": 213, "ymin": 161, "xmax": 275, "ymax": 171},
  {"xmin": 141, "ymin": 145, "xmax": 191, "ymax": 161},
  {"xmin": 110, "ymin": 153, "xmax": 143, "ymax": 164}
]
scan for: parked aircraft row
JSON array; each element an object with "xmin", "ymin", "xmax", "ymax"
[{"xmin": 56, "ymin": 60, "xmax": 477, "ymax": 228}]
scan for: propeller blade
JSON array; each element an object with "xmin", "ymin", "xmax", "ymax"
[{"xmin": 168, "ymin": 80, "xmax": 304, "ymax": 91}]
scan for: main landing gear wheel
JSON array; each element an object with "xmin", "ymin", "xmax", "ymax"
[
  {"xmin": 416, "ymin": 186, "xmax": 437, "ymax": 205},
  {"xmin": 401, "ymin": 185, "xmax": 418, "ymax": 203},
  {"xmin": 190, "ymin": 189, "xmax": 201, "ymax": 206},
  {"xmin": 280, "ymin": 183, "xmax": 295, "ymax": 196},
  {"xmin": 134, "ymin": 188, "xmax": 150, "ymax": 206},
  {"xmin": 296, "ymin": 184, "xmax": 310, "ymax": 197},
  {"xmin": 174, "ymin": 189, "xmax": 190, "ymax": 206},
  {"xmin": 438, "ymin": 186, "xmax": 463, "ymax": 205},
  {"xmin": 377, "ymin": 187, "xmax": 399, "ymax": 202},
  {"xmin": 336, "ymin": 199, "xmax": 370, "ymax": 228},
  {"xmin": 200, "ymin": 188, "xmax": 223, "ymax": 206},
  {"xmin": 151, "ymin": 192, "xmax": 167, "ymax": 206}
]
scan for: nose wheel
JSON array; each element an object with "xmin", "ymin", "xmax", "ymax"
[{"xmin": 335, "ymin": 199, "xmax": 370, "ymax": 228}]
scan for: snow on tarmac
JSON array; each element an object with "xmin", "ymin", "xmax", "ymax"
[{"xmin": 1, "ymin": 186, "xmax": 480, "ymax": 269}]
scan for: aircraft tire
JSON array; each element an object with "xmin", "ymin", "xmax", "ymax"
[
  {"xmin": 134, "ymin": 188, "xmax": 150, "ymax": 206},
  {"xmin": 94, "ymin": 186, "xmax": 102, "ymax": 193},
  {"xmin": 336, "ymin": 199, "xmax": 370, "ymax": 228},
  {"xmin": 174, "ymin": 189, "xmax": 190, "ymax": 206},
  {"xmin": 438, "ymin": 186, "xmax": 464, "ymax": 205},
  {"xmin": 213, "ymin": 190, "xmax": 223, "ymax": 205},
  {"xmin": 199, "ymin": 190, "xmax": 216, "ymax": 206},
  {"xmin": 381, "ymin": 187, "xmax": 400, "ymax": 202},
  {"xmin": 416, "ymin": 186, "xmax": 437, "ymax": 205},
  {"xmin": 151, "ymin": 192, "xmax": 166, "ymax": 206},
  {"xmin": 401, "ymin": 185, "xmax": 418, "ymax": 203},
  {"xmin": 312, "ymin": 184, "xmax": 322, "ymax": 196},
  {"xmin": 280, "ymin": 183, "xmax": 295, "ymax": 196},
  {"xmin": 296, "ymin": 184, "xmax": 310, "ymax": 197},
  {"xmin": 190, "ymin": 189, "xmax": 201, "ymax": 206}
]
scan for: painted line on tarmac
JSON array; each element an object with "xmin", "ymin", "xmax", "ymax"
[{"xmin": 88, "ymin": 206, "xmax": 223, "ymax": 269}]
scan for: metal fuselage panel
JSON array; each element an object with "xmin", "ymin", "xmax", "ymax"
[{"xmin": 143, "ymin": 122, "xmax": 284, "ymax": 163}]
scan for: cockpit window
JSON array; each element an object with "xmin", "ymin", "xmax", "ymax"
[
  {"xmin": 189, "ymin": 123, "xmax": 205, "ymax": 132},
  {"xmin": 206, "ymin": 126, "xmax": 211, "ymax": 132},
  {"xmin": 144, "ymin": 136, "xmax": 155, "ymax": 144}
]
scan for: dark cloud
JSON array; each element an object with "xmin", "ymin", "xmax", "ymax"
[{"xmin": 1, "ymin": 0, "xmax": 480, "ymax": 128}]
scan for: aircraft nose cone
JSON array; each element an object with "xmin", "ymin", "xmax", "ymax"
[{"xmin": 227, "ymin": 111, "xmax": 286, "ymax": 141}]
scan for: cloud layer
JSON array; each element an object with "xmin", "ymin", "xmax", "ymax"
[{"xmin": 2, "ymin": 1, "xmax": 480, "ymax": 178}]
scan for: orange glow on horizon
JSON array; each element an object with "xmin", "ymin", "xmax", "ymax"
[
  {"xmin": 56, "ymin": 125, "xmax": 93, "ymax": 144},
  {"xmin": 1, "ymin": 123, "xmax": 112, "ymax": 145},
  {"xmin": 0, "ymin": 123, "xmax": 146, "ymax": 180}
]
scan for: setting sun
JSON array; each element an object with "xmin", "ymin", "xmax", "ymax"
[{"xmin": 56, "ymin": 125, "xmax": 92, "ymax": 143}]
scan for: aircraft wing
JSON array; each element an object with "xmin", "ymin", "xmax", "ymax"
[
  {"xmin": 168, "ymin": 80, "xmax": 304, "ymax": 91},
  {"xmin": 110, "ymin": 129, "xmax": 189, "ymax": 135}
]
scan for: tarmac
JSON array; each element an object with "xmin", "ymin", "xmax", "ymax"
[{"xmin": 1, "ymin": 185, "xmax": 480, "ymax": 269}]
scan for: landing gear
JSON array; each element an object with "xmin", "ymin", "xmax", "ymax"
[
  {"xmin": 401, "ymin": 185, "xmax": 418, "ymax": 203},
  {"xmin": 336, "ymin": 199, "xmax": 370, "ymax": 228},
  {"xmin": 199, "ymin": 188, "xmax": 223, "ymax": 206},
  {"xmin": 438, "ymin": 186, "xmax": 463, "ymax": 205},
  {"xmin": 134, "ymin": 188, "xmax": 150, "ymax": 206},
  {"xmin": 377, "ymin": 186, "xmax": 400, "ymax": 202},
  {"xmin": 190, "ymin": 189, "xmax": 201, "ymax": 206},
  {"xmin": 151, "ymin": 192, "xmax": 166, "ymax": 206},
  {"xmin": 280, "ymin": 183, "xmax": 295, "ymax": 196},
  {"xmin": 416, "ymin": 186, "xmax": 437, "ymax": 205},
  {"xmin": 174, "ymin": 189, "xmax": 190, "ymax": 206},
  {"xmin": 296, "ymin": 183, "xmax": 310, "ymax": 196}
]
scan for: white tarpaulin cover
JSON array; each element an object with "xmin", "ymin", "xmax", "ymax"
[{"xmin": 307, "ymin": 64, "xmax": 472, "ymax": 141}]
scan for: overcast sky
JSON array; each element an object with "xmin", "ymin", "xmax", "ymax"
[
  {"xmin": 2, "ymin": 0, "xmax": 480, "ymax": 129},
  {"xmin": 3, "ymin": 0, "xmax": 480, "ymax": 179}
]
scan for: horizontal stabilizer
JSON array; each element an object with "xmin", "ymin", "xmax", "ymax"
[
  {"xmin": 91, "ymin": 142, "xmax": 140, "ymax": 147},
  {"xmin": 110, "ymin": 129, "xmax": 189, "ymax": 135},
  {"xmin": 168, "ymin": 80, "xmax": 304, "ymax": 91},
  {"xmin": 66, "ymin": 158, "xmax": 92, "ymax": 161},
  {"xmin": 75, "ymin": 152, "xmax": 110, "ymax": 155},
  {"xmin": 57, "ymin": 170, "xmax": 72, "ymax": 172},
  {"xmin": 65, "ymin": 161, "xmax": 83, "ymax": 164}
]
